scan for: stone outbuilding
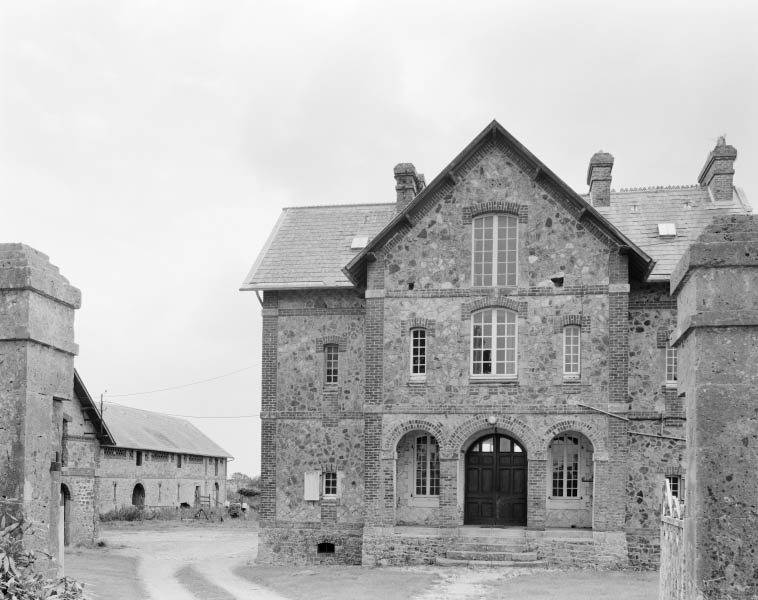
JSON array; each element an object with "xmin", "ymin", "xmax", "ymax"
[{"xmin": 241, "ymin": 122, "xmax": 750, "ymax": 568}]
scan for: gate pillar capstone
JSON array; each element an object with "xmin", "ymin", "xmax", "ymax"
[{"xmin": 670, "ymin": 215, "xmax": 758, "ymax": 599}]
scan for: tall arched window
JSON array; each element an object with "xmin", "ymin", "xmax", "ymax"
[
  {"xmin": 415, "ymin": 435, "xmax": 440, "ymax": 496},
  {"xmin": 324, "ymin": 344, "xmax": 339, "ymax": 384},
  {"xmin": 471, "ymin": 308, "xmax": 517, "ymax": 377},
  {"xmin": 472, "ymin": 214, "xmax": 517, "ymax": 287},
  {"xmin": 563, "ymin": 325, "xmax": 581, "ymax": 378}
]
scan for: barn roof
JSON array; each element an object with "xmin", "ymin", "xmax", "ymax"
[{"xmin": 100, "ymin": 402, "xmax": 232, "ymax": 458}]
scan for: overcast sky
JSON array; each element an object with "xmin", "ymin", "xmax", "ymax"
[{"xmin": 1, "ymin": 1, "xmax": 756, "ymax": 477}]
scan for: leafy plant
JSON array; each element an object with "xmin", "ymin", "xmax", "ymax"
[{"xmin": 0, "ymin": 513, "xmax": 86, "ymax": 599}]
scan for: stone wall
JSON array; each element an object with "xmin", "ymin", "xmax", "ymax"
[
  {"xmin": 258, "ymin": 526, "xmax": 363, "ymax": 565},
  {"xmin": 0, "ymin": 244, "xmax": 81, "ymax": 572}
]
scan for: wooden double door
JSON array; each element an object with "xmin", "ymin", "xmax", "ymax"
[{"xmin": 465, "ymin": 433, "xmax": 527, "ymax": 526}]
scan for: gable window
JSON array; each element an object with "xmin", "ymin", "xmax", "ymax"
[
  {"xmin": 410, "ymin": 328, "xmax": 426, "ymax": 379},
  {"xmin": 471, "ymin": 308, "xmax": 517, "ymax": 378},
  {"xmin": 415, "ymin": 435, "xmax": 440, "ymax": 496},
  {"xmin": 563, "ymin": 325, "xmax": 581, "ymax": 378},
  {"xmin": 472, "ymin": 214, "xmax": 517, "ymax": 287},
  {"xmin": 666, "ymin": 346, "xmax": 678, "ymax": 384},
  {"xmin": 551, "ymin": 434, "xmax": 579, "ymax": 498},
  {"xmin": 177, "ymin": 454, "xmax": 182, "ymax": 468},
  {"xmin": 323, "ymin": 471, "xmax": 337, "ymax": 497},
  {"xmin": 325, "ymin": 344, "xmax": 339, "ymax": 384}
]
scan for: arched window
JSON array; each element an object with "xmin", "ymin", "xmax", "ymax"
[
  {"xmin": 472, "ymin": 214, "xmax": 517, "ymax": 287},
  {"xmin": 471, "ymin": 308, "xmax": 517, "ymax": 377},
  {"xmin": 415, "ymin": 435, "xmax": 440, "ymax": 496},
  {"xmin": 563, "ymin": 325, "xmax": 581, "ymax": 378},
  {"xmin": 550, "ymin": 434, "xmax": 580, "ymax": 498}
]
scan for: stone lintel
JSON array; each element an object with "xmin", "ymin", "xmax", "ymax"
[
  {"xmin": 261, "ymin": 308, "xmax": 279, "ymax": 317},
  {"xmin": 670, "ymin": 309, "xmax": 758, "ymax": 346},
  {"xmin": 365, "ymin": 289, "xmax": 385, "ymax": 299},
  {"xmin": 0, "ymin": 334, "xmax": 79, "ymax": 356},
  {"xmin": 608, "ymin": 283, "xmax": 629, "ymax": 293}
]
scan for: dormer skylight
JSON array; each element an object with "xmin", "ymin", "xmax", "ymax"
[
  {"xmin": 658, "ymin": 223, "xmax": 677, "ymax": 238},
  {"xmin": 351, "ymin": 236, "xmax": 369, "ymax": 249}
]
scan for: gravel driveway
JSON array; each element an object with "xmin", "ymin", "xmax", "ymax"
[{"xmin": 66, "ymin": 522, "xmax": 284, "ymax": 600}]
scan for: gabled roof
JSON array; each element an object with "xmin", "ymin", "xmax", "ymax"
[
  {"xmin": 596, "ymin": 186, "xmax": 752, "ymax": 281},
  {"xmin": 344, "ymin": 120, "xmax": 653, "ymax": 287},
  {"xmin": 100, "ymin": 402, "xmax": 232, "ymax": 458},
  {"xmin": 240, "ymin": 203, "xmax": 396, "ymax": 291},
  {"xmin": 74, "ymin": 370, "xmax": 116, "ymax": 446}
]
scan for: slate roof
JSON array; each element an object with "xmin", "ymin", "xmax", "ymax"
[
  {"xmin": 595, "ymin": 186, "xmax": 752, "ymax": 281},
  {"xmin": 100, "ymin": 402, "xmax": 232, "ymax": 458},
  {"xmin": 240, "ymin": 203, "xmax": 396, "ymax": 291}
]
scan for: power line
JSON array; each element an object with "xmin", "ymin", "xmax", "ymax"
[{"xmin": 107, "ymin": 364, "xmax": 258, "ymax": 397}]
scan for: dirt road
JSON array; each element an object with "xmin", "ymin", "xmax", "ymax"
[{"xmin": 67, "ymin": 522, "xmax": 285, "ymax": 600}]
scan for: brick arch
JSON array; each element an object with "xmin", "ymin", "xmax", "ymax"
[
  {"xmin": 383, "ymin": 419, "xmax": 447, "ymax": 454},
  {"xmin": 463, "ymin": 201, "xmax": 527, "ymax": 223},
  {"xmin": 450, "ymin": 414, "xmax": 541, "ymax": 459},
  {"xmin": 462, "ymin": 296, "xmax": 522, "ymax": 318},
  {"xmin": 543, "ymin": 419, "xmax": 608, "ymax": 460}
]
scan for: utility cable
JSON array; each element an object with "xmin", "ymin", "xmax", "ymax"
[{"xmin": 107, "ymin": 364, "xmax": 258, "ymax": 397}]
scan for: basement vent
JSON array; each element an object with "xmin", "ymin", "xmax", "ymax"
[
  {"xmin": 657, "ymin": 223, "xmax": 677, "ymax": 238},
  {"xmin": 317, "ymin": 542, "xmax": 335, "ymax": 554},
  {"xmin": 351, "ymin": 236, "xmax": 369, "ymax": 249}
]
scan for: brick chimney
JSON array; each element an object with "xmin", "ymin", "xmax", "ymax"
[
  {"xmin": 698, "ymin": 136, "xmax": 737, "ymax": 202},
  {"xmin": 394, "ymin": 163, "xmax": 425, "ymax": 213},
  {"xmin": 586, "ymin": 151, "xmax": 614, "ymax": 207}
]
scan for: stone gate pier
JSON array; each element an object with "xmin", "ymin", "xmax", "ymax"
[{"xmin": 667, "ymin": 215, "xmax": 758, "ymax": 599}]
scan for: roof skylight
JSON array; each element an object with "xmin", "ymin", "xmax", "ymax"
[
  {"xmin": 351, "ymin": 236, "xmax": 369, "ymax": 249},
  {"xmin": 657, "ymin": 223, "xmax": 677, "ymax": 238}
]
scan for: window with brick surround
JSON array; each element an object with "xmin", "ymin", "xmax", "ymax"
[
  {"xmin": 666, "ymin": 346, "xmax": 678, "ymax": 384},
  {"xmin": 325, "ymin": 344, "xmax": 339, "ymax": 384},
  {"xmin": 666, "ymin": 475, "xmax": 682, "ymax": 500},
  {"xmin": 415, "ymin": 435, "xmax": 440, "ymax": 496},
  {"xmin": 471, "ymin": 308, "xmax": 517, "ymax": 378},
  {"xmin": 410, "ymin": 328, "xmax": 426, "ymax": 379},
  {"xmin": 563, "ymin": 325, "xmax": 581, "ymax": 378},
  {"xmin": 472, "ymin": 214, "xmax": 517, "ymax": 287},
  {"xmin": 550, "ymin": 434, "xmax": 579, "ymax": 498},
  {"xmin": 323, "ymin": 471, "xmax": 337, "ymax": 497}
]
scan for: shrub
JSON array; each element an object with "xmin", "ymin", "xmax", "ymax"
[{"xmin": 0, "ymin": 513, "xmax": 86, "ymax": 599}]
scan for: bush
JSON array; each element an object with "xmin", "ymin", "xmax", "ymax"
[{"xmin": 0, "ymin": 513, "xmax": 86, "ymax": 599}]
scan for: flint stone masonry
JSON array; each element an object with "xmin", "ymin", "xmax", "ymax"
[
  {"xmin": 670, "ymin": 215, "xmax": 758, "ymax": 599},
  {"xmin": 0, "ymin": 244, "xmax": 81, "ymax": 572}
]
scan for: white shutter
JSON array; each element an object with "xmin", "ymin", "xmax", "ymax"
[
  {"xmin": 336, "ymin": 470, "xmax": 345, "ymax": 499},
  {"xmin": 304, "ymin": 471, "xmax": 320, "ymax": 501}
]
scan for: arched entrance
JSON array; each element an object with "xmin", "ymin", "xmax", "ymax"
[
  {"xmin": 131, "ymin": 483, "xmax": 145, "ymax": 507},
  {"xmin": 60, "ymin": 484, "xmax": 71, "ymax": 546},
  {"xmin": 465, "ymin": 433, "xmax": 527, "ymax": 526}
]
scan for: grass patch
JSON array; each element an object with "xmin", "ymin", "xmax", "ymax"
[{"xmin": 235, "ymin": 564, "xmax": 439, "ymax": 600}]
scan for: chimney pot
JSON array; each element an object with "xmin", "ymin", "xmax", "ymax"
[
  {"xmin": 698, "ymin": 136, "xmax": 737, "ymax": 202},
  {"xmin": 587, "ymin": 151, "xmax": 614, "ymax": 207},
  {"xmin": 394, "ymin": 163, "xmax": 425, "ymax": 213}
]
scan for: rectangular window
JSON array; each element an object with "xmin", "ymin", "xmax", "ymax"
[
  {"xmin": 323, "ymin": 472, "xmax": 337, "ymax": 497},
  {"xmin": 551, "ymin": 435, "xmax": 579, "ymax": 498},
  {"xmin": 410, "ymin": 328, "xmax": 426, "ymax": 378},
  {"xmin": 563, "ymin": 325, "xmax": 581, "ymax": 377},
  {"xmin": 136, "ymin": 451, "xmax": 143, "ymax": 466},
  {"xmin": 177, "ymin": 454, "xmax": 182, "ymax": 468},
  {"xmin": 214, "ymin": 458, "xmax": 219, "ymax": 476},
  {"xmin": 325, "ymin": 344, "xmax": 339, "ymax": 384},
  {"xmin": 472, "ymin": 214, "xmax": 517, "ymax": 287},
  {"xmin": 415, "ymin": 436, "xmax": 440, "ymax": 496},
  {"xmin": 666, "ymin": 475, "xmax": 682, "ymax": 500},
  {"xmin": 666, "ymin": 346, "xmax": 678, "ymax": 383},
  {"xmin": 471, "ymin": 308, "xmax": 517, "ymax": 377}
]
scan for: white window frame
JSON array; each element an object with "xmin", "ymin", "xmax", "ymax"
[
  {"xmin": 323, "ymin": 471, "xmax": 337, "ymax": 497},
  {"xmin": 665, "ymin": 475, "xmax": 682, "ymax": 500},
  {"xmin": 666, "ymin": 346, "xmax": 678, "ymax": 385},
  {"xmin": 563, "ymin": 325, "xmax": 581, "ymax": 379},
  {"xmin": 550, "ymin": 434, "xmax": 580, "ymax": 499},
  {"xmin": 410, "ymin": 328, "xmax": 426, "ymax": 380},
  {"xmin": 414, "ymin": 435, "xmax": 440, "ymax": 497},
  {"xmin": 325, "ymin": 344, "xmax": 339, "ymax": 385},
  {"xmin": 472, "ymin": 213, "xmax": 518, "ymax": 287},
  {"xmin": 470, "ymin": 308, "xmax": 517, "ymax": 379}
]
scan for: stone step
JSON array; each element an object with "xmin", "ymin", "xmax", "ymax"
[
  {"xmin": 449, "ymin": 542, "xmax": 530, "ymax": 553},
  {"xmin": 436, "ymin": 557, "xmax": 546, "ymax": 568},
  {"xmin": 446, "ymin": 550, "xmax": 538, "ymax": 562}
]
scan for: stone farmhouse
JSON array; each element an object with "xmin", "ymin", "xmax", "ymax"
[
  {"xmin": 62, "ymin": 370, "xmax": 232, "ymax": 545},
  {"xmin": 241, "ymin": 121, "xmax": 750, "ymax": 568}
]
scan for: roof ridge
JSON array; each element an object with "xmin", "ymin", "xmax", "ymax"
[
  {"xmin": 613, "ymin": 184, "xmax": 701, "ymax": 192},
  {"xmin": 103, "ymin": 401, "xmax": 188, "ymax": 421},
  {"xmin": 285, "ymin": 202, "xmax": 394, "ymax": 210}
]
